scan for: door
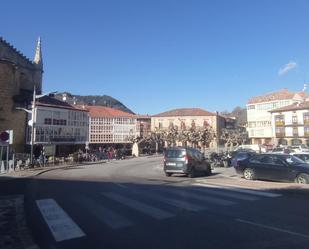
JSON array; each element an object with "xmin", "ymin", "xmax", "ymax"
[{"xmin": 259, "ymin": 155, "xmax": 291, "ymax": 181}]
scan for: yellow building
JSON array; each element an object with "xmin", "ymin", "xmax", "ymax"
[{"xmin": 151, "ymin": 108, "xmax": 225, "ymax": 149}]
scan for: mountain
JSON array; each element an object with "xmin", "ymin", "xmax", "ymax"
[{"xmin": 54, "ymin": 92, "xmax": 135, "ymax": 114}]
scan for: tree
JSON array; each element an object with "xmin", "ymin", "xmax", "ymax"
[{"xmin": 220, "ymin": 127, "xmax": 248, "ymax": 149}]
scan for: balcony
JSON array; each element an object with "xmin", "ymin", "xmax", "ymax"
[
  {"xmin": 275, "ymin": 132, "xmax": 286, "ymax": 138},
  {"xmin": 275, "ymin": 121, "xmax": 285, "ymax": 126}
]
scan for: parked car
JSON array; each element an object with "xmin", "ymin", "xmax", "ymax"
[
  {"xmin": 230, "ymin": 150, "xmax": 256, "ymax": 168},
  {"xmin": 289, "ymin": 145, "xmax": 309, "ymax": 153},
  {"xmin": 164, "ymin": 147, "xmax": 211, "ymax": 178},
  {"xmin": 234, "ymin": 153, "xmax": 309, "ymax": 184},
  {"xmin": 292, "ymin": 153, "xmax": 309, "ymax": 163},
  {"xmin": 271, "ymin": 147, "xmax": 295, "ymax": 154}
]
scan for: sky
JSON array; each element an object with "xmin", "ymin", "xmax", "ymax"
[{"xmin": 1, "ymin": 0, "xmax": 309, "ymax": 114}]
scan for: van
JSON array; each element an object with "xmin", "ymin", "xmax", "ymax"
[{"xmin": 164, "ymin": 147, "xmax": 211, "ymax": 178}]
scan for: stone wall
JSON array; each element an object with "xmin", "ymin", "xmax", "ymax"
[{"xmin": 0, "ymin": 38, "xmax": 42, "ymax": 152}]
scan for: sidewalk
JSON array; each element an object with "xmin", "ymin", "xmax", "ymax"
[{"xmin": 0, "ymin": 160, "xmax": 107, "ymax": 181}]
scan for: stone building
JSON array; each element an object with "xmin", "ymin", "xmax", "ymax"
[
  {"xmin": 0, "ymin": 37, "xmax": 43, "ymax": 152},
  {"xmin": 151, "ymin": 108, "xmax": 226, "ymax": 149},
  {"xmin": 136, "ymin": 115, "xmax": 151, "ymax": 138}
]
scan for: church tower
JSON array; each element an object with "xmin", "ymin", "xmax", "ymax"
[{"xmin": 33, "ymin": 36, "xmax": 43, "ymax": 93}]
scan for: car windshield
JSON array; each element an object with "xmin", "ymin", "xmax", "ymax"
[
  {"xmin": 282, "ymin": 155, "xmax": 304, "ymax": 165},
  {"xmin": 166, "ymin": 150, "xmax": 186, "ymax": 158}
]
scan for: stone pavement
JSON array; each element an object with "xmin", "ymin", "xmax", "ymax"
[{"xmin": 0, "ymin": 195, "xmax": 39, "ymax": 249}]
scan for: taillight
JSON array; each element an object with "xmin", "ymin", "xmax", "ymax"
[{"xmin": 184, "ymin": 155, "xmax": 188, "ymax": 164}]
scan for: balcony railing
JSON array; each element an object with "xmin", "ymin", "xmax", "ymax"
[{"xmin": 275, "ymin": 121, "xmax": 285, "ymax": 126}]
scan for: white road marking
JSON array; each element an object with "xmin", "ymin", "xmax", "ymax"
[
  {"xmin": 191, "ymin": 184, "xmax": 259, "ymax": 201},
  {"xmin": 235, "ymin": 219, "xmax": 309, "ymax": 239},
  {"xmin": 102, "ymin": 192, "xmax": 174, "ymax": 220},
  {"xmin": 157, "ymin": 196, "xmax": 205, "ymax": 211},
  {"xmin": 193, "ymin": 183, "xmax": 281, "ymax": 197},
  {"xmin": 36, "ymin": 199, "xmax": 85, "ymax": 242},
  {"xmin": 163, "ymin": 189, "xmax": 236, "ymax": 206},
  {"xmin": 78, "ymin": 195, "xmax": 133, "ymax": 229}
]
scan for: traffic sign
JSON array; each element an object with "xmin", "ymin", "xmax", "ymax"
[{"xmin": 0, "ymin": 131, "xmax": 9, "ymax": 142}]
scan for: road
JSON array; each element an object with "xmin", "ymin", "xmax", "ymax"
[{"xmin": 2, "ymin": 156, "xmax": 309, "ymax": 249}]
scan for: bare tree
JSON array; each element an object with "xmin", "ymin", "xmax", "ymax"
[{"xmin": 220, "ymin": 127, "xmax": 248, "ymax": 150}]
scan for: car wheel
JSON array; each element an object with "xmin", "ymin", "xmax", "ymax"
[
  {"xmin": 243, "ymin": 168, "xmax": 255, "ymax": 180},
  {"xmin": 188, "ymin": 167, "xmax": 196, "ymax": 178},
  {"xmin": 205, "ymin": 166, "xmax": 212, "ymax": 176},
  {"xmin": 165, "ymin": 172, "xmax": 172, "ymax": 177},
  {"xmin": 295, "ymin": 173, "xmax": 309, "ymax": 184}
]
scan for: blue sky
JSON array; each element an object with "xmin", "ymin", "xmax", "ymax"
[{"xmin": 2, "ymin": 0, "xmax": 309, "ymax": 114}]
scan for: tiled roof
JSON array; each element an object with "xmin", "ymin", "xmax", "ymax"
[
  {"xmin": 152, "ymin": 108, "xmax": 216, "ymax": 117},
  {"xmin": 36, "ymin": 96, "xmax": 87, "ymax": 111},
  {"xmin": 86, "ymin": 105, "xmax": 136, "ymax": 118},
  {"xmin": 270, "ymin": 101, "xmax": 309, "ymax": 113},
  {"xmin": 247, "ymin": 89, "xmax": 295, "ymax": 104},
  {"xmin": 135, "ymin": 114, "xmax": 151, "ymax": 119}
]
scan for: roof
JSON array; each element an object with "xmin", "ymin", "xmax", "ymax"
[
  {"xmin": 270, "ymin": 101, "xmax": 309, "ymax": 113},
  {"xmin": 135, "ymin": 114, "xmax": 151, "ymax": 119},
  {"xmin": 36, "ymin": 96, "xmax": 88, "ymax": 112},
  {"xmin": 152, "ymin": 108, "xmax": 216, "ymax": 117},
  {"xmin": 247, "ymin": 89, "xmax": 295, "ymax": 104},
  {"xmin": 86, "ymin": 105, "xmax": 136, "ymax": 118}
]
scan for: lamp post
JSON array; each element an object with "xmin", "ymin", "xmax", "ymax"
[{"xmin": 16, "ymin": 88, "xmax": 57, "ymax": 166}]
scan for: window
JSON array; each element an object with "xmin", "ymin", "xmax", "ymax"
[
  {"xmin": 44, "ymin": 118, "xmax": 52, "ymax": 125},
  {"xmin": 247, "ymin": 105, "xmax": 255, "ymax": 110},
  {"xmin": 275, "ymin": 115, "xmax": 285, "ymax": 126},
  {"xmin": 293, "ymin": 127, "xmax": 298, "ymax": 136}
]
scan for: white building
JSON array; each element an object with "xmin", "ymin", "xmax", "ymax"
[
  {"xmin": 270, "ymin": 101, "xmax": 309, "ymax": 146},
  {"xmin": 86, "ymin": 106, "xmax": 137, "ymax": 145},
  {"xmin": 27, "ymin": 96, "xmax": 89, "ymax": 155},
  {"xmin": 247, "ymin": 89, "xmax": 308, "ymax": 145}
]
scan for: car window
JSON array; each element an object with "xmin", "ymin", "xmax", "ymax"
[
  {"xmin": 249, "ymin": 155, "xmax": 263, "ymax": 163},
  {"xmin": 166, "ymin": 150, "xmax": 186, "ymax": 158},
  {"xmin": 236, "ymin": 153, "xmax": 250, "ymax": 160},
  {"xmin": 259, "ymin": 155, "xmax": 284, "ymax": 166},
  {"xmin": 193, "ymin": 150, "xmax": 202, "ymax": 160},
  {"xmin": 283, "ymin": 155, "xmax": 304, "ymax": 165}
]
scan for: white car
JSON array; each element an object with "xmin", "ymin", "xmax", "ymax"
[{"xmin": 290, "ymin": 145, "xmax": 309, "ymax": 153}]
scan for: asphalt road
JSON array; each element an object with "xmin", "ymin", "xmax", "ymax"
[{"xmin": 3, "ymin": 156, "xmax": 309, "ymax": 249}]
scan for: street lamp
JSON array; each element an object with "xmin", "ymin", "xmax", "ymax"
[{"xmin": 16, "ymin": 88, "xmax": 57, "ymax": 166}]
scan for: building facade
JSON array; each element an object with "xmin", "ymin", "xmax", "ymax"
[
  {"xmin": 27, "ymin": 96, "xmax": 89, "ymax": 155},
  {"xmin": 0, "ymin": 37, "xmax": 43, "ymax": 152},
  {"xmin": 151, "ymin": 108, "xmax": 226, "ymax": 148},
  {"xmin": 246, "ymin": 89, "xmax": 308, "ymax": 145},
  {"xmin": 87, "ymin": 106, "xmax": 137, "ymax": 145},
  {"xmin": 136, "ymin": 115, "xmax": 151, "ymax": 138},
  {"xmin": 270, "ymin": 101, "xmax": 309, "ymax": 146}
]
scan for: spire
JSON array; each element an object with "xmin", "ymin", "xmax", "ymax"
[{"xmin": 33, "ymin": 36, "xmax": 43, "ymax": 68}]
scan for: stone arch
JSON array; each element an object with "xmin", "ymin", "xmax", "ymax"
[{"xmin": 278, "ymin": 138, "xmax": 288, "ymax": 146}]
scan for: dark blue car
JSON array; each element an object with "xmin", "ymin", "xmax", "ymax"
[{"xmin": 234, "ymin": 153, "xmax": 309, "ymax": 184}]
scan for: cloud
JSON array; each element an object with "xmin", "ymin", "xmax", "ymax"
[{"xmin": 278, "ymin": 61, "xmax": 297, "ymax": 76}]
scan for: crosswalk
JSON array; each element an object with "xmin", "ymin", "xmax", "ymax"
[{"xmin": 36, "ymin": 184, "xmax": 282, "ymax": 242}]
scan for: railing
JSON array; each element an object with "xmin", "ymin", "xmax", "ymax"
[{"xmin": 275, "ymin": 121, "xmax": 285, "ymax": 126}]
